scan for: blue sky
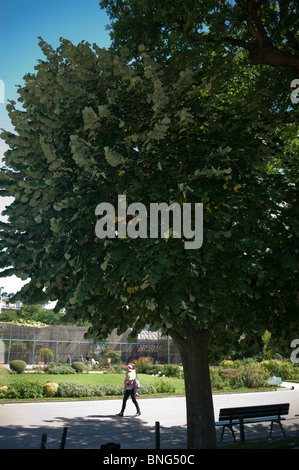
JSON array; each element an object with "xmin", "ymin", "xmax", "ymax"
[
  {"xmin": 0, "ymin": 0, "xmax": 112, "ymax": 293},
  {"xmin": 0, "ymin": 0, "xmax": 111, "ymax": 131}
]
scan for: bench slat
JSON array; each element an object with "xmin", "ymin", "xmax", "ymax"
[
  {"xmin": 215, "ymin": 416, "xmax": 286, "ymax": 426},
  {"xmin": 218, "ymin": 403, "xmax": 289, "ymax": 421}
]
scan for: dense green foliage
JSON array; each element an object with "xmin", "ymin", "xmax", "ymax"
[
  {"xmin": 71, "ymin": 361, "xmax": 85, "ymax": 373},
  {"xmin": 133, "ymin": 356, "xmax": 182, "ymax": 377},
  {"xmin": 9, "ymin": 360, "xmax": 27, "ymax": 374},
  {"xmin": 45, "ymin": 363, "xmax": 76, "ymax": 374},
  {"xmin": 0, "ymin": 303, "xmax": 91, "ymax": 327},
  {"xmin": 36, "ymin": 348, "xmax": 54, "ymax": 361},
  {"xmin": 1, "ymin": 35, "xmax": 297, "ymax": 356}
]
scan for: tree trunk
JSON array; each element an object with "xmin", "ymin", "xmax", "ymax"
[{"xmin": 171, "ymin": 325, "xmax": 217, "ymax": 449}]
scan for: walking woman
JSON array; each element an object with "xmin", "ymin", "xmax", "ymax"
[{"xmin": 116, "ymin": 363, "xmax": 141, "ymax": 417}]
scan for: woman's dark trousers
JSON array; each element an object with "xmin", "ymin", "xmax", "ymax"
[{"xmin": 121, "ymin": 389, "xmax": 140, "ymax": 414}]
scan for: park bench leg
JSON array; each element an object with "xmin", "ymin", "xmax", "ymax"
[
  {"xmin": 41, "ymin": 434, "xmax": 47, "ymax": 449},
  {"xmin": 220, "ymin": 424, "xmax": 236, "ymax": 442},
  {"xmin": 270, "ymin": 420, "xmax": 286, "ymax": 438},
  {"xmin": 239, "ymin": 418, "xmax": 245, "ymax": 442}
]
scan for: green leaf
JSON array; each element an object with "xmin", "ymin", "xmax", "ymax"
[
  {"xmin": 34, "ymin": 214, "xmax": 42, "ymax": 224},
  {"xmin": 82, "ymin": 106, "xmax": 99, "ymax": 131},
  {"xmin": 98, "ymin": 105, "xmax": 110, "ymax": 119},
  {"xmin": 39, "ymin": 135, "xmax": 56, "ymax": 163},
  {"xmin": 145, "ymin": 299, "xmax": 157, "ymax": 311},
  {"xmin": 104, "ymin": 147, "xmax": 125, "ymax": 167},
  {"xmin": 50, "ymin": 218, "xmax": 60, "ymax": 233}
]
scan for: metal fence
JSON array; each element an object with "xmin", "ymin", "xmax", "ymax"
[{"xmin": 0, "ymin": 323, "xmax": 181, "ymax": 365}]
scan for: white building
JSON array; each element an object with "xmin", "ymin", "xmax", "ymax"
[{"xmin": 0, "ymin": 288, "xmax": 22, "ymax": 313}]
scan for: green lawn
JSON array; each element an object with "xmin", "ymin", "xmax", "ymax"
[
  {"xmin": 0, "ymin": 371, "xmax": 285, "ymax": 400},
  {"xmin": 0, "ymin": 370, "xmax": 292, "ymax": 401}
]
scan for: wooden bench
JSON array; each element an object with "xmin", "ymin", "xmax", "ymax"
[{"xmin": 215, "ymin": 403, "xmax": 289, "ymax": 442}]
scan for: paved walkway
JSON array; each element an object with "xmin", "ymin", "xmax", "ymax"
[{"xmin": 0, "ymin": 382, "xmax": 298, "ymax": 449}]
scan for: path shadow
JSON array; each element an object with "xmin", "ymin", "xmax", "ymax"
[
  {"xmin": 0, "ymin": 414, "xmax": 188, "ymax": 450},
  {"xmin": 1, "ymin": 412, "xmax": 298, "ymax": 449}
]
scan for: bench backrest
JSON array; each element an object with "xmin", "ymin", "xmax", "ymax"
[{"xmin": 218, "ymin": 403, "xmax": 289, "ymax": 421}]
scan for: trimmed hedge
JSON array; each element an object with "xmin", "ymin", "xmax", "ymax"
[
  {"xmin": 9, "ymin": 360, "xmax": 27, "ymax": 374},
  {"xmin": 71, "ymin": 361, "xmax": 85, "ymax": 373},
  {"xmin": 57, "ymin": 382, "xmax": 157, "ymax": 397},
  {"xmin": 45, "ymin": 363, "xmax": 76, "ymax": 375}
]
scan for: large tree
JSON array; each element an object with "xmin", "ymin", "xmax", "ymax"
[{"xmin": 0, "ymin": 2, "xmax": 298, "ymax": 449}]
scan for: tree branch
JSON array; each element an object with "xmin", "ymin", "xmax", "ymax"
[
  {"xmin": 246, "ymin": 0, "xmax": 268, "ymax": 42},
  {"xmin": 203, "ymin": 0, "xmax": 299, "ymax": 72},
  {"xmin": 221, "ymin": 35, "xmax": 299, "ymax": 71}
]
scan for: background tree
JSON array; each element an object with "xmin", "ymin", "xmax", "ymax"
[
  {"xmin": 0, "ymin": 1, "xmax": 298, "ymax": 448},
  {"xmin": 36, "ymin": 348, "xmax": 54, "ymax": 363},
  {"xmin": 0, "ymin": 303, "xmax": 71, "ymax": 325},
  {"xmin": 100, "ymin": 0, "xmax": 299, "ymax": 71}
]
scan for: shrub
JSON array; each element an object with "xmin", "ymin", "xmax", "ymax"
[
  {"xmin": 6, "ymin": 380, "xmax": 44, "ymax": 398},
  {"xmin": 153, "ymin": 377, "xmax": 175, "ymax": 393},
  {"xmin": 56, "ymin": 382, "xmax": 158, "ymax": 398},
  {"xmin": 43, "ymin": 382, "xmax": 59, "ymax": 397},
  {"xmin": 132, "ymin": 357, "xmax": 155, "ymax": 374},
  {"xmin": 45, "ymin": 363, "xmax": 76, "ymax": 374},
  {"xmin": 9, "ymin": 360, "xmax": 26, "ymax": 374},
  {"xmin": 219, "ymin": 360, "xmax": 236, "ymax": 369},
  {"xmin": 260, "ymin": 360, "xmax": 294, "ymax": 380},
  {"xmin": 71, "ymin": 361, "xmax": 85, "ymax": 373},
  {"xmin": 57, "ymin": 382, "xmax": 92, "ymax": 397},
  {"xmin": 0, "ymin": 385, "xmax": 8, "ymax": 397},
  {"xmin": 104, "ymin": 349, "xmax": 122, "ymax": 363},
  {"xmin": 292, "ymin": 365, "xmax": 299, "ymax": 381},
  {"xmin": 153, "ymin": 363, "xmax": 182, "ymax": 378},
  {"xmin": 100, "ymin": 384, "xmax": 124, "ymax": 396},
  {"xmin": 36, "ymin": 348, "xmax": 54, "ymax": 362},
  {"xmin": 91, "ymin": 385, "xmax": 106, "ymax": 396},
  {"xmin": 210, "ymin": 368, "xmax": 228, "ymax": 390},
  {"xmin": 139, "ymin": 383, "xmax": 157, "ymax": 394},
  {"xmin": 219, "ymin": 369, "xmax": 239, "ymax": 377},
  {"xmin": 237, "ymin": 366, "xmax": 267, "ymax": 389},
  {"xmin": 57, "ymin": 382, "xmax": 124, "ymax": 397}
]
